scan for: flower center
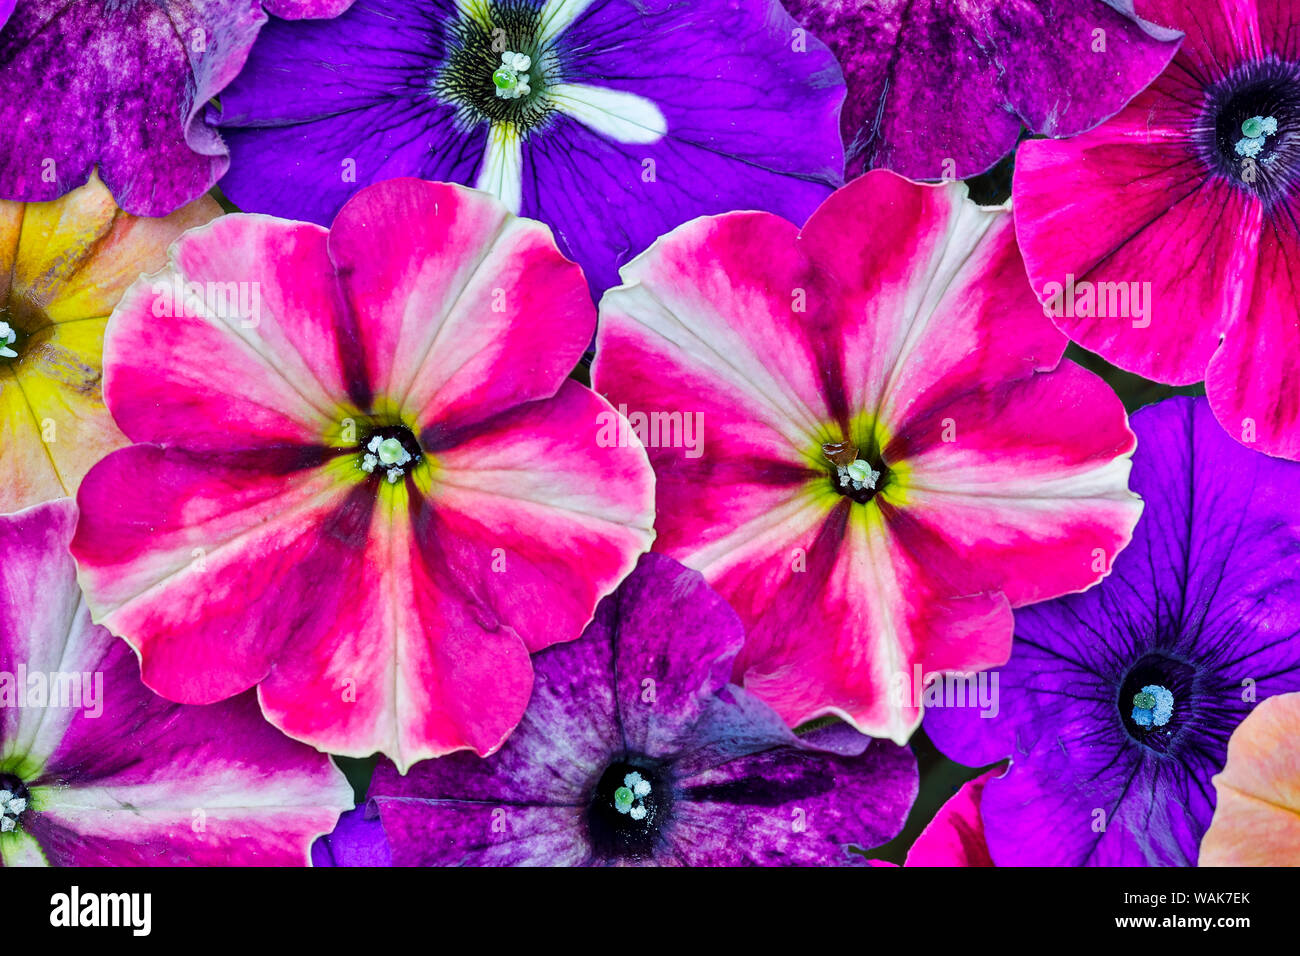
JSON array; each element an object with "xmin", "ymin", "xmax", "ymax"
[
  {"xmin": 358, "ymin": 425, "xmax": 422, "ymax": 485},
  {"xmin": 823, "ymin": 440, "xmax": 889, "ymax": 505},
  {"xmin": 587, "ymin": 759, "xmax": 669, "ymax": 861},
  {"xmin": 1201, "ymin": 58, "xmax": 1300, "ymax": 202},
  {"xmin": 1118, "ymin": 653, "xmax": 1196, "ymax": 752},
  {"xmin": 0, "ymin": 774, "xmax": 31, "ymax": 833},
  {"xmin": 436, "ymin": 1, "xmax": 555, "ymax": 129},
  {"xmin": 0, "ymin": 318, "xmax": 19, "ymax": 361}
]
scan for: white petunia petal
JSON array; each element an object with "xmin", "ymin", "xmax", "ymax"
[
  {"xmin": 547, "ymin": 83, "xmax": 668, "ymax": 144},
  {"xmin": 474, "ymin": 123, "xmax": 524, "ymax": 213}
]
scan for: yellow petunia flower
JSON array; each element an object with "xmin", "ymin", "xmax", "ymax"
[{"xmin": 0, "ymin": 174, "xmax": 218, "ymax": 513}]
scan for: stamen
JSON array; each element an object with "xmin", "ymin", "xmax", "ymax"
[
  {"xmin": 493, "ymin": 51, "xmax": 533, "ymax": 100},
  {"xmin": 1235, "ymin": 114, "xmax": 1278, "ymax": 158},
  {"xmin": 612, "ymin": 771, "xmax": 652, "ymax": 819},
  {"xmin": 0, "ymin": 787, "xmax": 28, "ymax": 833},
  {"xmin": 0, "ymin": 321, "xmax": 17, "ymax": 359},
  {"xmin": 1131, "ymin": 684, "xmax": 1174, "ymax": 729}
]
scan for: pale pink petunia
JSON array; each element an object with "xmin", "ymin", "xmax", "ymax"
[
  {"xmin": 593, "ymin": 170, "xmax": 1140, "ymax": 741},
  {"xmin": 71, "ymin": 179, "xmax": 655, "ymax": 772},
  {"xmin": 1200, "ymin": 692, "xmax": 1300, "ymax": 866}
]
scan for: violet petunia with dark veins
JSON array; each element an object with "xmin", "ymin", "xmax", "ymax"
[
  {"xmin": 925, "ymin": 396, "xmax": 1300, "ymax": 866},
  {"xmin": 212, "ymin": 0, "xmax": 846, "ymax": 292},
  {"xmin": 346, "ymin": 553, "xmax": 918, "ymax": 866}
]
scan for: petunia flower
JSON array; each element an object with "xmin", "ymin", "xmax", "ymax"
[
  {"xmin": 0, "ymin": 1, "xmax": 355, "ymax": 216},
  {"xmin": 0, "ymin": 174, "xmax": 219, "ymax": 515},
  {"xmin": 211, "ymin": 0, "xmax": 846, "ymax": 292},
  {"xmin": 0, "ymin": 499, "xmax": 352, "ymax": 866},
  {"xmin": 904, "ymin": 767, "xmax": 1000, "ymax": 867},
  {"xmin": 1014, "ymin": 0, "xmax": 1300, "ymax": 459},
  {"xmin": 1200, "ymin": 692, "xmax": 1300, "ymax": 866},
  {"xmin": 350, "ymin": 553, "xmax": 917, "ymax": 866},
  {"xmin": 592, "ymin": 169, "xmax": 1141, "ymax": 742},
  {"xmin": 780, "ymin": 0, "xmax": 1180, "ymax": 180},
  {"xmin": 926, "ymin": 396, "xmax": 1300, "ymax": 866},
  {"xmin": 70, "ymin": 177, "xmax": 656, "ymax": 772}
]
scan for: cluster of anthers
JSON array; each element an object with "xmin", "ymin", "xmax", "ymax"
[
  {"xmin": 0, "ymin": 320, "xmax": 17, "ymax": 359},
  {"xmin": 492, "ymin": 51, "xmax": 532, "ymax": 99},
  {"xmin": 1131, "ymin": 684, "xmax": 1175, "ymax": 729},
  {"xmin": 0, "ymin": 787, "xmax": 27, "ymax": 833},
  {"xmin": 612, "ymin": 771, "xmax": 652, "ymax": 821},
  {"xmin": 823, "ymin": 440, "xmax": 881, "ymax": 494},
  {"xmin": 360, "ymin": 435, "xmax": 414, "ymax": 484},
  {"xmin": 1235, "ymin": 114, "xmax": 1279, "ymax": 159}
]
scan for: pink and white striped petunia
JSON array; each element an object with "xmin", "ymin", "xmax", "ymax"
[
  {"xmin": 592, "ymin": 170, "xmax": 1142, "ymax": 742},
  {"xmin": 1, "ymin": 499, "xmax": 352, "ymax": 867},
  {"xmin": 71, "ymin": 178, "xmax": 656, "ymax": 772}
]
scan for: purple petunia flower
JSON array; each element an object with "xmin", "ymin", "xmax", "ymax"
[
  {"xmin": 212, "ymin": 0, "xmax": 846, "ymax": 292},
  {"xmin": 926, "ymin": 396, "xmax": 1300, "ymax": 866},
  {"xmin": 779, "ymin": 0, "xmax": 1180, "ymax": 180},
  {"xmin": 341, "ymin": 553, "xmax": 917, "ymax": 866},
  {"xmin": 1, "ymin": 499, "xmax": 353, "ymax": 866}
]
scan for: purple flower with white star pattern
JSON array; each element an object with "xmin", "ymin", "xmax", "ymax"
[
  {"xmin": 213, "ymin": 0, "xmax": 846, "ymax": 291},
  {"xmin": 926, "ymin": 396, "xmax": 1300, "ymax": 866},
  {"xmin": 346, "ymin": 553, "xmax": 917, "ymax": 866}
]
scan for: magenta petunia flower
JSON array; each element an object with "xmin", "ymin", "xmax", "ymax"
[
  {"xmin": 1015, "ymin": 0, "xmax": 1300, "ymax": 459},
  {"xmin": 592, "ymin": 170, "xmax": 1141, "ymax": 742},
  {"xmin": 1, "ymin": 499, "xmax": 352, "ymax": 867},
  {"xmin": 780, "ymin": 0, "xmax": 1180, "ymax": 180},
  {"xmin": 0, "ymin": 0, "xmax": 355, "ymax": 216},
  {"xmin": 348, "ymin": 554, "xmax": 918, "ymax": 866},
  {"xmin": 70, "ymin": 178, "xmax": 655, "ymax": 772}
]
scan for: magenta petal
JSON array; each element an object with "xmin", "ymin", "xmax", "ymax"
[
  {"xmin": 905, "ymin": 768, "xmax": 1000, "ymax": 867},
  {"xmin": 1, "ymin": 500, "xmax": 351, "ymax": 867}
]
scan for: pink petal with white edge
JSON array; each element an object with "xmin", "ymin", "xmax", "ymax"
[
  {"xmin": 328, "ymin": 179, "xmax": 595, "ymax": 435},
  {"xmin": 595, "ymin": 171, "xmax": 1139, "ymax": 739},
  {"xmin": 2, "ymin": 500, "xmax": 351, "ymax": 868}
]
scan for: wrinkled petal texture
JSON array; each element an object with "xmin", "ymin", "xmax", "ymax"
[
  {"xmin": 0, "ymin": 500, "xmax": 352, "ymax": 868},
  {"xmin": 783, "ymin": 0, "xmax": 1180, "ymax": 179},
  {"xmin": 927, "ymin": 397, "xmax": 1300, "ymax": 865},
  {"xmin": 1200, "ymin": 692, "xmax": 1300, "ymax": 866},
  {"xmin": 71, "ymin": 179, "xmax": 655, "ymax": 771},
  {"xmin": 366, "ymin": 553, "xmax": 917, "ymax": 865},
  {"xmin": 594, "ymin": 170, "xmax": 1140, "ymax": 743},
  {"xmin": 0, "ymin": 175, "xmax": 219, "ymax": 514},
  {"xmin": 214, "ymin": 0, "xmax": 845, "ymax": 292},
  {"xmin": 0, "ymin": 0, "xmax": 270, "ymax": 215}
]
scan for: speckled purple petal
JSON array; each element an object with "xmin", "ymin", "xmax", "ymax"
[
  {"xmin": 265, "ymin": 0, "xmax": 356, "ymax": 17},
  {"xmin": 0, "ymin": 0, "xmax": 268, "ymax": 215},
  {"xmin": 782, "ymin": 0, "xmax": 1181, "ymax": 179}
]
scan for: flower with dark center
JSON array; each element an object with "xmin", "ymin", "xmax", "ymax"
[
  {"xmin": 0, "ymin": 174, "xmax": 219, "ymax": 514},
  {"xmin": 0, "ymin": 1, "xmax": 355, "ymax": 216},
  {"xmin": 71, "ymin": 178, "xmax": 654, "ymax": 771},
  {"xmin": 926, "ymin": 397, "xmax": 1300, "ymax": 866},
  {"xmin": 212, "ymin": 0, "xmax": 846, "ymax": 292},
  {"xmin": 329, "ymin": 553, "xmax": 917, "ymax": 866},
  {"xmin": 592, "ymin": 170, "xmax": 1141, "ymax": 743},
  {"xmin": 780, "ymin": 0, "xmax": 1180, "ymax": 180},
  {"xmin": 0, "ymin": 500, "xmax": 352, "ymax": 866},
  {"xmin": 1015, "ymin": 0, "xmax": 1300, "ymax": 459}
]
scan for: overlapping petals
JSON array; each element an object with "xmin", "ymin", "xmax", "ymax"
[
  {"xmin": 783, "ymin": 0, "xmax": 1179, "ymax": 180},
  {"xmin": 1015, "ymin": 0, "xmax": 1300, "ymax": 458},
  {"xmin": 593, "ymin": 170, "xmax": 1140, "ymax": 743},
  {"xmin": 1201, "ymin": 692, "xmax": 1300, "ymax": 866},
  {"xmin": 0, "ymin": 500, "xmax": 352, "ymax": 867},
  {"xmin": 905, "ymin": 767, "xmax": 1000, "ymax": 867},
  {"xmin": 0, "ymin": 175, "xmax": 219, "ymax": 514},
  {"xmin": 71, "ymin": 178, "xmax": 655, "ymax": 771}
]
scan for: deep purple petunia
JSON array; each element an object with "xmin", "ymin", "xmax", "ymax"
[
  {"xmin": 0, "ymin": 1, "xmax": 355, "ymax": 216},
  {"xmin": 343, "ymin": 553, "xmax": 917, "ymax": 866},
  {"xmin": 212, "ymin": 0, "xmax": 845, "ymax": 292},
  {"xmin": 0, "ymin": 500, "xmax": 353, "ymax": 866},
  {"xmin": 926, "ymin": 396, "xmax": 1300, "ymax": 866},
  {"xmin": 780, "ymin": 0, "xmax": 1180, "ymax": 180}
]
